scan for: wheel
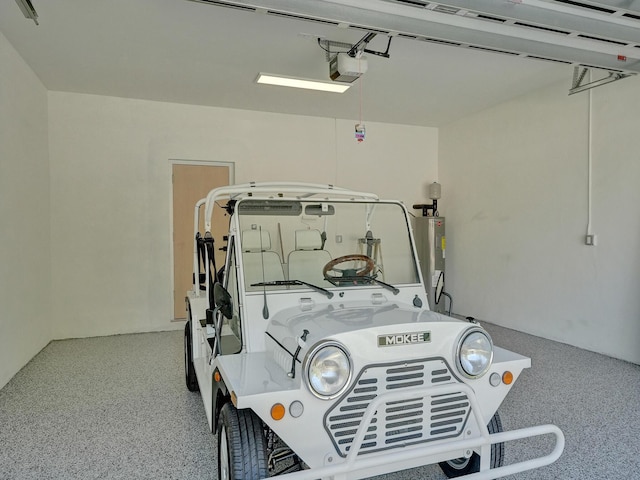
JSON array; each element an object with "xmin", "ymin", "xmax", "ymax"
[
  {"xmin": 323, "ymin": 254, "xmax": 375, "ymax": 281},
  {"xmin": 439, "ymin": 412, "xmax": 504, "ymax": 478},
  {"xmin": 184, "ymin": 320, "xmax": 199, "ymax": 392},
  {"xmin": 217, "ymin": 403, "xmax": 269, "ymax": 480}
]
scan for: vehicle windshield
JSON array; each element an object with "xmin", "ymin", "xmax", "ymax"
[{"xmin": 237, "ymin": 199, "xmax": 420, "ymax": 292}]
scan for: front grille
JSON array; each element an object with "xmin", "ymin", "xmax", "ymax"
[{"xmin": 324, "ymin": 358, "xmax": 470, "ymax": 457}]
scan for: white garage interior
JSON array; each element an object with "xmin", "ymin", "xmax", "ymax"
[{"xmin": 1, "ymin": 0, "xmax": 639, "ymax": 478}]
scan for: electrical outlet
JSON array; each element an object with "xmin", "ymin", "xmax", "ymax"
[{"xmin": 585, "ymin": 234, "xmax": 597, "ymax": 246}]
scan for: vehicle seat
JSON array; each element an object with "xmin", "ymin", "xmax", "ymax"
[
  {"xmin": 241, "ymin": 230, "xmax": 285, "ymax": 288},
  {"xmin": 287, "ymin": 230, "xmax": 332, "ymax": 285}
]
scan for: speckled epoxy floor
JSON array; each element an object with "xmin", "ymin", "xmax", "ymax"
[
  {"xmin": 0, "ymin": 332, "xmax": 216, "ymax": 479},
  {"xmin": 0, "ymin": 325, "xmax": 638, "ymax": 479}
]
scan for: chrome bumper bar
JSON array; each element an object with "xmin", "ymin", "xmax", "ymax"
[{"xmin": 269, "ymin": 382, "xmax": 564, "ymax": 480}]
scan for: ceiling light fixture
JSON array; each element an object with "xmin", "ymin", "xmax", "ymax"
[
  {"xmin": 15, "ymin": 0, "xmax": 39, "ymax": 25},
  {"xmin": 256, "ymin": 73, "xmax": 350, "ymax": 93}
]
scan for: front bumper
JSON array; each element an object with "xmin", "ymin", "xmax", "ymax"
[{"xmin": 269, "ymin": 382, "xmax": 564, "ymax": 480}]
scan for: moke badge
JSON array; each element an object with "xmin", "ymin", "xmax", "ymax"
[{"xmin": 378, "ymin": 331, "xmax": 431, "ymax": 347}]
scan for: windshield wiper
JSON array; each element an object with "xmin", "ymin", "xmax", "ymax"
[
  {"xmin": 327, "ymin": 275, "xmax": 400, "ymax": 295},
  {"xmin": 366, "ymin": 276, "xmax": 400, "ymax": 295},
  {"xmin": 251, "ymin": 280, "xmax": 334, "ymax": 298}
]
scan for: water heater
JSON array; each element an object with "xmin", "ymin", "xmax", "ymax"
[{"xmin": 413, "ymin": 216, "xmax": 446, "ymax": 314}]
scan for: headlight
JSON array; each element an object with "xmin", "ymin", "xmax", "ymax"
[
  {"xmin": 305, "ymin": 343, "xmax": 352, "ymax": 399},
  {"xmin": 456, "ymin": 329, "xmax": 493, "ymax": 378}
]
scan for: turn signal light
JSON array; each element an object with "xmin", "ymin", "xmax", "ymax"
[
  {"xmin": 271, "ymin": 403, "xmax": 286, "ymax": 421},
  {"xmin": 502, "ymin": 371, "xmax": 514, "ymax": 385},
  {"xmin": 214, "ymin": 371, "xmax": 222, "ymax": 382}
]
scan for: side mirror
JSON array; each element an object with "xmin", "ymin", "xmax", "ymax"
[
  {"xmin": 214, "ymin": 282, "xmax": 233, "ymax": 319},
  {"xmin": 435, "ymin": 271, "xmax": 444, "ymax": 305}
]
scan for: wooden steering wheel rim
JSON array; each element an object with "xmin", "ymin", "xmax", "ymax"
[{"xmin": 323, "ymin": 254, "xmax": 375, "ymax": 278}]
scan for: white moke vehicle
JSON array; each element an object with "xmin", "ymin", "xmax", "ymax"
[{"xmin": 183, "ymin": 182, "xmax": 564, "ymax": 480}]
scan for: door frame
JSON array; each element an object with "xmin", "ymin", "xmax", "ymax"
[{"xmin": 169, "ymin": 159, "xmax": 235, "ymax": 321}]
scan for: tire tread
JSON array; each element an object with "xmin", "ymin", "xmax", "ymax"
[
  {"xmin": 184, "ymin": 321, "xmax": 199, "ymax": 392},
  {"xmin": 438, "ymin": 411, "xmax": 504, "ymax": 478},
  {"xmin": 219, "ymin": 403, "xmax": 268, "ymax": 479}
]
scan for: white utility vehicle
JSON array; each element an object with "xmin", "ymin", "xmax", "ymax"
[{"xmin": 184, "ymin": 182, "xmax": 564, "ymax": 480}]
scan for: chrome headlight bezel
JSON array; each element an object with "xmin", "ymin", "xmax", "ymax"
[
  {"xmin": 303, "ymin": 341, "xmax": 352, "ymax": 400},
  {"xmin": 455, "ymin": 327, "xmax": 494, "ymax": 379}
]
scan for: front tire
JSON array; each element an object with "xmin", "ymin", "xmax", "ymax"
[
  {"xmin": 184, "ymin": 320, "xmax": 199, "ymax": 392},
  {"xmin": 218, "ymin": 403, "xmax": 268, "ymax": 480},
  {"xmin": 439, "ymin": 412, "xmax": 504, "ymax": 478}
]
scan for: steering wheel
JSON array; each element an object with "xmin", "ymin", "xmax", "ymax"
[{"xmin": 323, "ymin": 254, "xmax": 375, "ymax": 281}]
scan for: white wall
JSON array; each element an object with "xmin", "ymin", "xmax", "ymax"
[
  {"xmin": 0, "ymin": 31, "xmax": 51, "ymax": 388},
  {"xmin": 440, "ymin": 78, "xmax": 640, "ymax": 364},
  {"xmin": 48, "ymin": 92, "xmax": 438, "ymax": 339},
  {"xmin": 4, "ymin": 37, "xmax": 637, "ymax": 391}
]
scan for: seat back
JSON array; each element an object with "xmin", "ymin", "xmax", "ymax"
[
  {"xmin": 287, "ymin": 230, "xmax": 332, "ymax": 285},
  {"xmin": 241, "ymin": 230, "xmax": 284, "ymax": 288}
]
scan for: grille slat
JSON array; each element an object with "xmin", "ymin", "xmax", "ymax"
[
  {"xmin": 324, "ymin": 358, "xmax": 470, "ymax": 457},
  {"xmin": 387, "ymin": 372, "xmax": 425, "ymax": 382},
  {"xmin": 387, "ymin": 418, "xmax": 423, "ymax": 429},
  {"xmin": 432, "ymin": 402, "xmax": 470, "ymax": 413},
  {"xmin": 387, "ymin": 380, "xmax": 425, "ymax": 389},
  {"xmin": 386, "ymin": 397, "xmax": 421, "ymax": 406},
  {"xmin": 386, "ymin": 425, "xmax": 423, "ymax": 437},
  {"xmin": 387, "ymin": 365, "xmax": 425, "ymax": 374},
  {"xmin": 431, "ymin": 426, "xmax": 458, "ymax": 435},
  {"xmin": 431, "ymin": 418, "xmax": 464, "ymax": 428},
  {"xmin": 331, "ymin": 420, "xmax": 361, "ymax": 429},
  {"xmin": 340, "ymin": 404, "xmax": 369, "ymax": 412},
  {"xmin": 335, "ymin": 429, "xmax": 357, "ymax": 438},
  {"xmin": 329, "ymin": 412, "xmax": 365, "ymax": 422},
  {"xmin": 385, "ymin": 432, "xmax": 423, "ymax": 444},
  {"xmin": 347, "ymin": 394, "xmax": 377, "ymax": 403},
  {"xmin": 386, "ymin": 402, "xmax": 424, "ymax": 413},
  {"xmin": 358, "ymin": 378, "xmax": 377, "ymax": 385},
  {"xmin": 354, "ymin": 386, "xmax": 377, "ymax": 394},
  {"xmin": 432, "ymin": 395, "xmax": 467, "ymax": 405},
  {"xmin": 431, "ymin": 410, "xmax": 466, "ymax": 420},
  {"xmin": 386, "ymin": 410, "xmax": 424, "ymax": 421}
]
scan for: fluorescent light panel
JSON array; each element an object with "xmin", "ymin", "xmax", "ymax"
[{"xmin": 256, "ymin": 73, "xmax": 350, "ymax": 93}]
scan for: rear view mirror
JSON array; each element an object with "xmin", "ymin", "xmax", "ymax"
[
  {"xmin": 214, "ymin": 283, "xmax": 233, "ymax": 319},
  {"xmin": 305, "ymin": 204, "xmax": 335, "ymax": 216},
  {"xmin": 435, "ymin": 271, "xmax": 444, "ymax": 305}
]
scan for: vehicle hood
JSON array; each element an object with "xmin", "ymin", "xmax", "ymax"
[{"xmin": 266, "ymin": 303, "xmax": 464, "ymax": 363}]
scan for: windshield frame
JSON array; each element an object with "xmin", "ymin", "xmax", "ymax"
[{"xmin": 234, "ymin": 198, "xmax": 422, "ymax": 295}]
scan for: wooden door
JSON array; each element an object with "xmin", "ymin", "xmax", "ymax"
[{"xmin": 173, "ymin": 164, "xmax": 229, "ymax": 319}]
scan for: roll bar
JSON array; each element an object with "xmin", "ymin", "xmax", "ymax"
[{"xmin": 202, "ymin": 182, "xmax": 379, "ymax": 231}]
